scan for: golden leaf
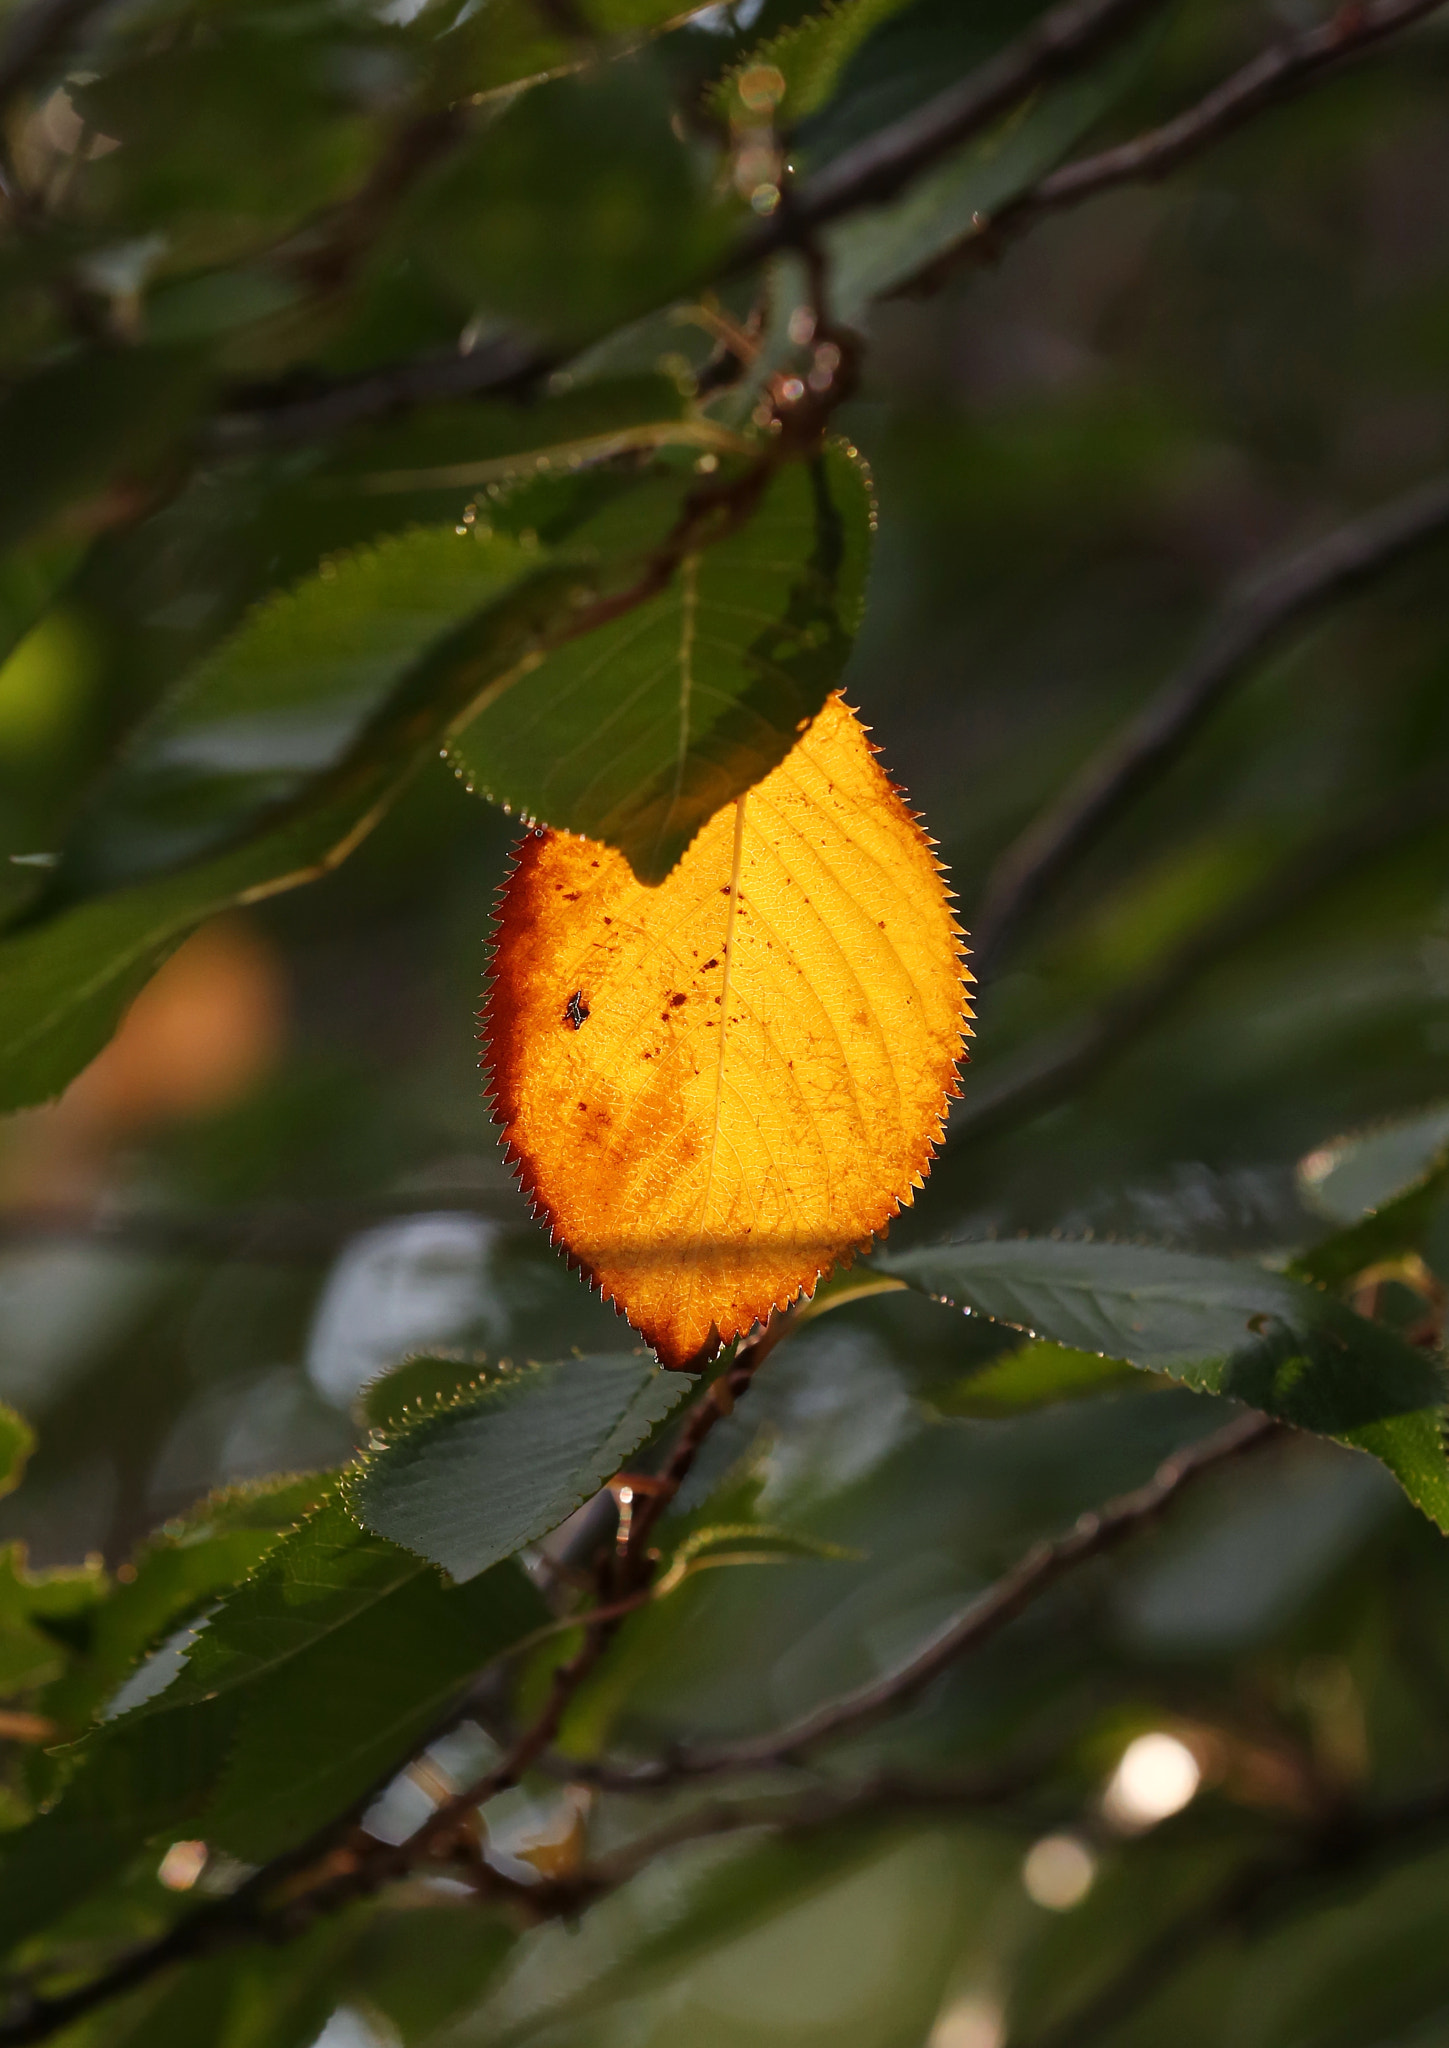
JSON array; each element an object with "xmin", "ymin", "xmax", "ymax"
[{"xmin": 484, "ymin": 693, "xmax": 972, "ymax": 1369}]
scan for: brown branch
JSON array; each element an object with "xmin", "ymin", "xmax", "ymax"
[
  {"xmin": 0, "ymin": 1410, "xmax": 1277, "ymax": 2043},
  {"xmin": 214, "ymin": 0, "xmax": 1172, "ymax": 447},
  {"xmin": 903, "ymin": 0, "xmax": 1449, "ymax": 298},
  {"xmin": 558, "ymin": 1411, "xmax": 1281, "ymax": 1790},
  {"xmin": 0, "ymin": 1318, "xmax": 798, "ymax": 2044},
  {"xmin": 200, "ymin": 0, "xmax": 1449, "ymax": 449},
  {"xmin": 952, "ymin": 766, "xmax": 1449, "ymax": 1152},
  {"xmin": 970, "ymin": 469, "xmax": 1449, "ymax": 980},
  {"xmin": 754, "ymin": 0, "xmax": 1173, "ymax": 248}
]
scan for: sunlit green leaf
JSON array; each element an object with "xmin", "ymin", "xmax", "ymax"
[
  {"xmin": 932, "ymin": 1338, "xmax": 1139, "ymax": 1417},
  {"xmin": 880, "ymin": 1239, "xmax": 1449, "ymax": 1526},
  {"xmin": 349, "ymin": 1352, "xmax": 693, "ymax": 1583},
  {"xmin": 449, "ymin": 443, "xmax": 873, "ymax": 880}
]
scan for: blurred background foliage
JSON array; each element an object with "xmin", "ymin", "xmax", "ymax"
[{"xmin": 3, "ymin": 0, "xmax": 1449, "ymax": 2043}]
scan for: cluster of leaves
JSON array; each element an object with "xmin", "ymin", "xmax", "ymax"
[{"xmin": 2, "ymin": 0, "xmax": 1449, "ymax": 2044}]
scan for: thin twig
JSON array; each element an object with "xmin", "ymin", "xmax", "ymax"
[
  {"xmin": 205, "ymin": 0, "xmax": 1448, "ymax": 447},
  {"xmin": 953, "ymin": 767, "xmax": 1449, "ymax": 1152},
  {"xmin": 917, "ymin": 0, "xmax": 1449, "ymax": 295},
  {"xmin": 970, "ymin": 469, "xmax": 1449, "ymax": 979},
  {"xmin": 755, "ymin": 0, "xmax": 1172, "ymax": 247},
  {"xmin": 0, "ymin": 1321, "xmax": 796, "ymax": 2043},
  {"xmin": 561, "ymin": 1412, "xmax": 1281, "ymax": 1789},
  {"xmin": 623, "ymin": 1310, "xmax": 796, "ymax": 1565},
  {"xmin": 214, "ymin": 0, "xmax": 1171, "ymax": 446},
  {"xmin": 206, "ymin": 335, "xmax": 554, "ymax": 453}
]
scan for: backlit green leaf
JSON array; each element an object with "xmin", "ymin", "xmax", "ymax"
[
  {"xmin": 880, "ymin": 1239, "xmax": 1449, "ymax": 1527},
  {"xmin": 349, "ymin": 1352, "xmax": 694, "ymax": 1583},
  {"xmin": 449, "ymin": 443, "xmax": 873, "ymax": 881}
]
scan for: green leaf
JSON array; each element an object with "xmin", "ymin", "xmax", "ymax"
[
  {"xmin": 407, "ymin": 54, "xmax": 739, "ymax": 346},
  {"xmin": 3, "ymin": 438, "xmax": 846, "ymax": 1106},
  {"xmin": 449, "ymin": 443, "xmax": 873, "ymax": 881},
  {"xmin": 348, "ymin": 1352, "xmax": 694, "ymax": 1583},
  {"xmin": 1292, "ymin": 1105, "xmax": 1449, "ymax": 1290},
  {"xmin": 879, "ymin": 1240, "xmax": 1449, "ymax": 1528},
  {"xmin": 0, "ymin": 348, "xmax": 209, "ymax": 558},
  {"xmin": 432, "ymin": 0, "xmax": 722, "ymax": 102},
  {"xmin": 0, "ymin": 539, "xmax": 85, "ymax": 673},
  {"xmin": 654, "ymin": 1521, "xmax": 862, "ymax": 1595},
  {"xmin": 0, "ymin": 526, "xmax": 590, "ymax": 1110},
  {"xmin": 933, "ymin": 1339, "xmax": 1139, "ymax": 1417},
  {"xmin": 353, "ymin": 1902, "xmax": 516, "ymax": 2042},
  {"xmin": 1300, "ymin": 1104, "xmax": 1449, "ymax": 1224},
  {"xmin": 197, "ymin": 1554, "xmax": 539, "ymax": 1863},
  {"xmin": 58, "ymin": 1901, "xmax": 374, "ymax": 2048},
  {"xmin": 39, "ymin": 1473, "xmax": 327, "ymax": 1746},
  {"xmin": 0, "ymin": 1406, "xmax": 32, "ymax": 1502},
  {"xmin": 710, "ymin": 0, "xmax": 919, "ymax": 127},
  {"xmin": 0, "ymin": 1546, "xmax": 105, "ymax": 1701},
  {"xmin": 70, "ymin": 22, "xmax": 379, "ymax": 274},
  {"xmin": 823, "ymin": 33, "xmax": 1151, "ymax": 320},
  {"xmin": 0, "ymin": 1499, "xmax": 546, "ymax": 1952}
]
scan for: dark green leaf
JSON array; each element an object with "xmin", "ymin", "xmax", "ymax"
[
  {"xmin": 0, "ymin": 1546, "xmax": 105, "ymax": 1701},
  {"xmin": 39, "ymin": 1472, "xmax": 327, "ymax": 1745},
  {"xmin": 1300, "ymin": 1103, "xmax": 1449, "ymax": 1224},
  {"xmin": 348, "ymin": 1352, "xmax": 693, "ymax": 1583},
  {"xmin": 0, "ymin": 1406, "xmax": 32, "ymax": 1501},
  {"xmin": 449, "ymin": 444, "xmax": 873, "ymax": 881},
  {"xmin": 354, "ymin": 1901, "xmax": 516, "ymax": 2042},
  {"xmin": 0, "ymin": 349, "xmax": 209, "ymax": 558},
  {"xmin": 710, "ymin": 0, "xmax": 921, "ymax": 128},
  {"xmin": 932, "ymin": 1339, "xmax": 1139, "ymax": 1417},
  {"xmin": 198, "ymin": 1550, "xmax": 538, "ymax": 1861},
  {"xmin": 822, "ymin": 34, "xmax": 1150, "ymax": 320},
  {"xmin": 406, "ymin": 55, "xmax": 739, "ymax": 346},
  {"xmin": 432, "ymin": 0, "xmax": 723, "ymax": 102},
  {"xmin": 1293, "ymin": 1104, "xmax": 1449, "ymax": 1289},
  {"xmin": 0, "ymin": 1496, "xmax": 546, "ymax": 1951},
  {"xmin": 879, "ymin": 1240, "xmax": 1449, "ymax": 1527},
  {"xmin": 0, "ymin": 528, "xmax": 589, "ymax": 1110}
]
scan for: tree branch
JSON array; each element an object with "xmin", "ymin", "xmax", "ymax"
[
  {"xmin": 213, "ymin": 0, "xmax": 1172, "ymax": 447},
  {"xmin": 531, "ymin": 1765, "xmax": 1038, "ymax": 1912},
  {"xmin": 757, "ymin": 0, "xmax": 1172, "ymax": 248},
  {"xmin": 970, "ymin": 469, "xmax": 1449, "ymax": 980},
  {"xmin": 900, "ymin": 0, "xmax": 1449, "ymax": 298},
  {"xmin": 206, "ymin": 331, "xmax": 554, "ymax": 455},
  {"xmin": 993, "ymin": 0, "xmax": 1449, "ymax": 266},
  {"xmin": 203, "ymin": 0, "xmax": 1449, "ymax": 449},
  {"xmin": 0, "ymin": 1316, "xmax": 799, "ymax": 2044},
  {"xmin": 564, "ymin": 1411, "xmax": 1281, "ymax": 1789}
]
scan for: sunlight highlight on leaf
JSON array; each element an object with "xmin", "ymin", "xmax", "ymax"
[{"xmin": 484, "ymin": 693, "xmax": 971, "ymax": 1368}]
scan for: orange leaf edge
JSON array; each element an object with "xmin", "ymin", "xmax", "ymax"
[{"xmin": 477, "ymin": 697, "xmax": 973, "ymax": 1369}]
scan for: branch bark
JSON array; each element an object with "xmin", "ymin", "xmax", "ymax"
[
  {"xmin": 969, "ymin": 469, "xmax": 1449, "ymax": 981},
  {"xmin": 563, "ymin": 1411, "xmax": 1281, "ymax": 1789},
  {"xmin": 206, "ymin": 0, "xmax": 1449, "ymax": 446},
  {"xmin": 928, "ymin": 0, "xmax": 1449, "ymax": 293},
  {"xmin": 756, "ymin": 0, "xmax": 1171, "ymax": 244}
]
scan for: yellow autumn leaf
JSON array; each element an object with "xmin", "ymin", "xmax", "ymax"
[{"xmin": 484, "ymin": 693, "xmax": 972, "ymax": 1369}]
